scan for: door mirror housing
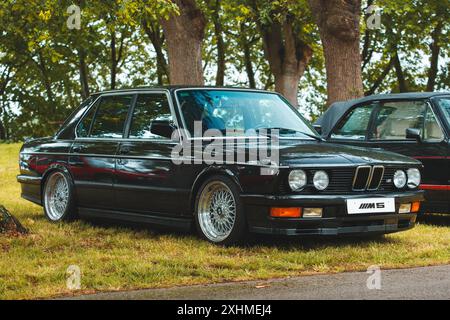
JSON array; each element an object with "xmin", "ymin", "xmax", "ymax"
[
  {"xmin": 313, "ymin": 124, "xmax": 322, "ymax": 135},
  {"xmin": 406, "ymin": 128, "xmax": 422, "ymax": 142},
  {"xmin": 150, "ymin": 120, "xmax": 176, "ymax": 139}
]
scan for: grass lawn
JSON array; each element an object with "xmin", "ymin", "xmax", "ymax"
[{"xmin": 0, "ymin": 143, "xmax": 449, "ymax": 300}]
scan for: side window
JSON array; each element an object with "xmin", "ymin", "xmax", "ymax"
[
  {"xmin": 423, "ymin": 106, "xmax": 444, "ymax": 141},
  {"xmin": 90, "ymin": 95, "xmax": 133, "ymax": 139},
  {"xmin": 129, "ymin": 94, "xmax": 173, "ymax": 139},
  {"xmin": 371, "ymin": 101, "xmax": 426, "ymax": 140},
  {"xmin": 331, "ymin": 104, "xmax": 375, "ymax": 140},
  {"xmin": 76, "ymin": 101, "xmax": 98, "ymax": 137}
]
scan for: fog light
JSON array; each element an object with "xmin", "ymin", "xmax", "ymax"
[
  {"xmin": 399, "ymin": 203, "xmax": 412, "ymax": 214},
  {"xmin": 303, "ymin": 208, "xmax": 323, "ymax": 218},
  {"xmin": 270, "ymin": 207, "xmax": 302, "ymax": 218},
  {"xmin": 411, "ymin": 202, "xmax": 421, "ymax": 213}
]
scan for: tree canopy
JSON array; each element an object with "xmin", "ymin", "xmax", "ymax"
[{"xmin": 0, "ymin": 0, "xmax": 448, "ymax": 140}]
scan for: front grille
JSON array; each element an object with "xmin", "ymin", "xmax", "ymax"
[
  {"xmin": 279, "ymin": 165, "xmax": 407, "ymax": 195},
  {"xmin": 352, "ymin": 165, "xmax": 385, "ymax": 191},
  {"xmin": 368, "ymin": 166, "xmax": 385, "ymax": 190},
  {"xmin": 353, "ymin": 166, "xmax": 371, "ymax": 190}
]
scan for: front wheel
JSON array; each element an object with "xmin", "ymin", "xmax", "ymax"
[
  {"xmin": 194, "ymin": 176, "xmax": 247, "ymax": 245},
  {"xmin": 43, "ymin": 170, "xmax": 77, "ymax": 222}
]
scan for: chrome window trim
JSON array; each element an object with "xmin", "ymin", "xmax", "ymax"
[
  {"xmin": 74, "ymin": 90, "xmax": 182, "ymax": 144},
  {"xmin": 173, "ymin": 87, "xmax": 315, "ymax": 141}
]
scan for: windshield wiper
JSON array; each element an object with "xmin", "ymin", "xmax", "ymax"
[{"xmin": 256, "ymin": 127, "xmax": 325, "ymax": 142}]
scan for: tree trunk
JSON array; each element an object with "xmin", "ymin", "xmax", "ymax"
[
  {"xmin": 142, "ymin": 19, "xmax": 169, "ymax": 85},
  {"xmin": 260, "ymin": 18, "xmax": 313, "ymax": 107},
  {"xmin": 160, "ymin": 0, "xmax": 206, "ymax": 85},
  {"xmin": 210, "ymin": 0, "xmax": 226, "ymax": 86},
  {"xmin": 426, "ymin": 21, "xmax": 443, "ymax": 92},
  {"xmin": 0, "ymin": 68, "xmax": 10, "ymax": 140},
  {"xmin": 0, "ymin": 120, "xmax": 5, "ymax": 140},
  {"xmin": 36, "ymin": 51, "xmax": 55, "ymax": 104},
  {"xmin": 110, "ymin": 31, "xmax": 125, "ymax": 90},
  {"xmin": 365, "ymin": 54, "xmax": 395, "ymax": 95},
  {"xmin": 110, "ymin": 32, "xmax": 117, "ymax": 90},
  {"xmin": 393, "ymin": 50, "xmax": 408, "ymax": 92},
  {"xmin": 78, "ymin": 48, "xmax": 90, "ymax": 99},
  {"xmin": 243, "ymin": 40, "xmax": 256, "ymax": 89},
  {"xmin": 308, "ymin": 0, "xmax": 364, "ymax": 106},
  {"xmin": 240, "ymin": 22, "xmax": 258, "ymax": 89}
]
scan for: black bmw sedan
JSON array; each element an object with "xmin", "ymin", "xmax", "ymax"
[
  {"xmin": 315, "ymin": 92, "xmax": 450, "ymax": 214},
  {"xmin": 18, "ymin": 87, "xmax": 424, "ymax": 245}
]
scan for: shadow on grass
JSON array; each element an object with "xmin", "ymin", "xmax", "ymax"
[
  {"xmin": 78, "ymin": 216, "xmax": 394, "ymax": 252},
  {"xmin": 417, "ymin": 213, "xmax": 450, "ymax": 227}
]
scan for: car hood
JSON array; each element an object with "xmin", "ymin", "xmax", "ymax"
[{"xmin": 276, "ymin": 141, "xmax": 420, "ymax": 167}]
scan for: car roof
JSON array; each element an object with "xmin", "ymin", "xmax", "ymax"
[
  {"xmin": 315, "ymin": 92, "xmax": 450, "ymax": 137},
  {"xmin": 344, "ymin": 92, "xmax": 450, "ymax": 105},
  {"xmin": 93, "ymin": 86, "xmax": 273, "ymax": 95}
]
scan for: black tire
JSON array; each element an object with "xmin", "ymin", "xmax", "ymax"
[
  {"xmin": 194, "ymin": 175, "xmax": 247, "ymax": 245},
  {"xmin": 42, "ymin": 170, "xmax": 78, "ymax": 222}
]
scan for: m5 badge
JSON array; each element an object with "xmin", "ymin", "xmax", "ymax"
[{"xmin": 347, "ymin": 198, "xmax": 395, "ymax": 214}]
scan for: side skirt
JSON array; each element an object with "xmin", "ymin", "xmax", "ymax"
[{"xmin": 78, "ymin": 207, "xmax": 193, "ymax": 231}]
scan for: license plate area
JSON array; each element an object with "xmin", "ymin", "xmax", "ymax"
[{"xmin": 346, "ymin": 198, "xmax": 395, "ymax": 215}]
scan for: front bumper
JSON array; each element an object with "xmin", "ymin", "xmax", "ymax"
[{"xmin": 241, "ymin": 191, "xmax": 424, "ymax": 236}]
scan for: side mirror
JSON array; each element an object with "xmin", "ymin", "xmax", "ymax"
[
  {"xmin": 313, "ymin": 124, "xmax": 322, "ymax": 135},
  {"xmin": 406, "ymin": 128, "xmax": 422, "ymax": 142},
  {"xmin": 150, "ymin": 120, "xmax": 176, "ymax": 139}
]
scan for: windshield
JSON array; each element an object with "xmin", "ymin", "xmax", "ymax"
[
  {"xmin": 435, "ymin": 97, "xmax": 450, "ymax": 128},
  {"xmin": 176, "ymin": 89, "xmax": 317, "ymax": 138}
]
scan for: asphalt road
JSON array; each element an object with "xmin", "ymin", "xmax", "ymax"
[{"xmin": 70, "ymin": 264, "xmax": 450, "ymax": 300}]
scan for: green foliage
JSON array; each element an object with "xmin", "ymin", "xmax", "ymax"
[
  {"xmin": 0, "ymin": 0, "xmax": 448, "ymax": 140},
  {"xmin": 362, "ymin": 0, "xmax": 449, "ymax": 93}
]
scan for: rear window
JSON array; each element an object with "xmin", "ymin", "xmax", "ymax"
[{"xmin": 89, "ymin": 95, "xmax": 133, "ymax": 139}]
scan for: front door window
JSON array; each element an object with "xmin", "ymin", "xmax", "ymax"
[
  {"xmin": 128, "ymin": 94, "xmax": 173, "ymax": 139},
  {"xmin": 370, "ymin": 101, "xmax": 444, "ymax": 141},
  {"xmin": 371, "ymin": 101, "xmax": 426, "ymax": 140}
]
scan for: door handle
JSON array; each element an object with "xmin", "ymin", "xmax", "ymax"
[
  {"xmin": 119, "ymin": 146, "xmax": 131, "ymax": 155},
  {"xmin": 72, "ymin": 146, "xmax": 85, "ymax": 153}
]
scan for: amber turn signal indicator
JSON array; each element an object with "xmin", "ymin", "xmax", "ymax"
[
  {"xmin": 270, "ymin": 207, "xmax": 302, "ymax": 218},
  {"xmin": 411, "ymin": 202, "xmax": 421, "ymax": 213}
]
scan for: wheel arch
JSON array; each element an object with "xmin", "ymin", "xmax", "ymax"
[
  {"xmin": 40, "ymin": 164, "xmax": 74, "ymax": 202},
  {"xmin": 189, "ymin": 167, "xmax": 243, "ymax": 215}
]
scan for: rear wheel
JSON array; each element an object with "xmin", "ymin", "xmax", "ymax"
[
  {"xmin": 195, "ymin": 176, "xmax": 247, "ymax": 245},
  {"xmin": 43, "ymin": 171, "xmax": 77, "ymax": 222}
]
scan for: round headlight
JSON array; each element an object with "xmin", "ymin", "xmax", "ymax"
[
  {"xmin": 407, "ymin": 168, "xmax": 421, "ymax": 189},
  {"xmin": 288, "ymin": 170, "xmax": 307, "ymax": 191},
  {"xmin": 313, "ymin": 171, "xmax": 329, "ymax": 191},
  {"xmin": 393, "ymin": 170, "xmax": 407, "ymax": 189}
]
